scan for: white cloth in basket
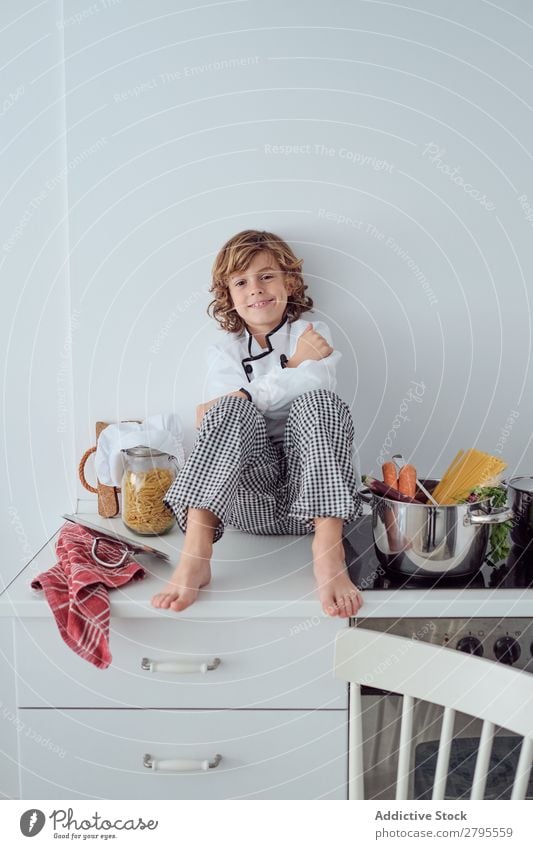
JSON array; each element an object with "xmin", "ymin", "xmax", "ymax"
[{"xmin": 95, "ymin": 413, "xmax": 185, "ymax": 487}]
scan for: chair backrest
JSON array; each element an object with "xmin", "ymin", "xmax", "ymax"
[{"xmin": 335, "ymin": 627, "xmax": 533, "ymax": 800}]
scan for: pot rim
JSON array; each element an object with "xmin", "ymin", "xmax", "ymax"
[
  {"xmin": 364, "ymin": 477, "xmax": 498, "ymax": 508},
  {"xmin": 506, "ymin": 475, "xmax": 533, "ymax": 493}
]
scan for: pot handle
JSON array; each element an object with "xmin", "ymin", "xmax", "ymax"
[
  {"xmin": 357, "ymin": 485, "xmax": 374, "ymax": 505},
  {"xmin": 464, "ymin": 506, "xmax": 514, "ymax": 526}
]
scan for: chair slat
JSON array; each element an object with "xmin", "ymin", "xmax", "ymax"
[
  {"xmin": 396, "ymin": 694, "xmax": 415, "ymax": 799},
  {"xmin": 432, "ymin": 706, "xmax": 455, "ymax": 800},
  {"xmin": 511, "ymin": 736, "xmax": 533, "ymax": 800},
  {"xmin": 349, "ymin": 682, "xmax": 365, "ymax": 800},
  {"xmin": 470, "ymin": 720, "xmax": 495, "ymax": 799}
]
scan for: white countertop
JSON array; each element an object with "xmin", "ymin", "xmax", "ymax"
[{"xmin": 1, "ymin": 512, "xmax": 533, "ymax": 619}]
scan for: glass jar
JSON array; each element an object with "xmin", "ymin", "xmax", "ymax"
[{"xmin": 121, "ymin": 446, "xmax": 177, "ymax": 536}]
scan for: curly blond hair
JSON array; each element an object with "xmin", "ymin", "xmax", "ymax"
[{"xmin": 208, "ymin": 229, "xmax": 314, "ymax": 333}]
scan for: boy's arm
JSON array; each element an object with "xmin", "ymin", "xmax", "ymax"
[
  {"xmin": 196, "ymin": 349, "xmax": 251, "ymax": 428},
  {"xmin": 204, "ymin": 346, "xmax": 252, "ymax": 401},
  {"xmin": 247, "ymin": 349, "xmax": 340, "ymax": 412},
  {"xmin": 204, "ymin": 321, "xmax": 340, "ymax": 414}
]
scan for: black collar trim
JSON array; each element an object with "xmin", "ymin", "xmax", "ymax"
[{"xmin": 241, "ymin": 314, "xmax": 288, "ymax": 381}]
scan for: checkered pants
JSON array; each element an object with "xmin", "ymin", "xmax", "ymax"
[{"xmin": 163, "ymin": 389, "xmax": 362, "ymax": 543}]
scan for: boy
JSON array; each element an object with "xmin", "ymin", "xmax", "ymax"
[{"xmin": 152, "ymin": 230, "xmax": 363, "ymax": 617}]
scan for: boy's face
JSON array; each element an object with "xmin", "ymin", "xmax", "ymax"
[{"xmin": 227, "ymin": 250, "xmax": 292, "ymax": 337}]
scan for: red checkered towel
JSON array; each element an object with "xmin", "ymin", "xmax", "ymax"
[{"xmin": 31, "ymin": 522, "xmax": 145, "ymax": 669}]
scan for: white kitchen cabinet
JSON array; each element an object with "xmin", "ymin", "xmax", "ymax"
[
  {"xmin": 0, "ymin": 619, "xmax": 18, "ymax": 799},
  {"xmin": 15, "ymin": 616, "xmax": 346, "ymax": 710},
  {"xmin": 19, "ymin": 708, "xmax": 347, "ymax": 800},
  {"xmin": 1, "ymin": 521, "xmax": 349, "ymax": 800}
]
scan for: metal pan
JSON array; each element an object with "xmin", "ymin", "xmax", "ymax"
[{"xmin": 358, "ymin": 480, "xmax": 513, "ymax": 578}]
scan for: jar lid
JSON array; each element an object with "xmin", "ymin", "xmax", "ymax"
[
  {"xmin": 508, "ymin": 476, "xmax": 533, "ymax": 493},
  {"xmin": 121, "ymin": 445, "xmax": 170, "ymax": 458}
]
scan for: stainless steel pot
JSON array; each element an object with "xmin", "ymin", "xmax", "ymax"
[
  {"xmin": 359, "ymin": 479, "xmax": 514, "ymax": 578},
  {"xmin": 506, "ymin": 476, "xmax": 533, "ymax": 548}
]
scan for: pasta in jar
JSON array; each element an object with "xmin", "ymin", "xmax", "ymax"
[{"xmin": 121, "ymin": 447, "xmax": 177, "ymax": 535}]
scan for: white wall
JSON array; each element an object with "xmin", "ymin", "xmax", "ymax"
[
  {"xmin": 1, "ymin": 0, "xmax": 73, "ymax": 591},
  {"xmin": 3, "ymin": 0, "xmax": 533, "ymax": 587}
]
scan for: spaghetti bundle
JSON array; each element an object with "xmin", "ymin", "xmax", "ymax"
[
  {"xmin": 431, "ymin": 449, "xmax": 507, "ymax": 505},
  {"xmin": 122, "ymin": 467, "xmax": 175, "ymax": 534}
]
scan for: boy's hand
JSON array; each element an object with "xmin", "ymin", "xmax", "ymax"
[
  {"xmin": 196, "ymin": 390, "xmax": 249, "ymax": 429},
  {"xmin": 287, "ymin": 323, "xmax": 333, "ymax": 368}
]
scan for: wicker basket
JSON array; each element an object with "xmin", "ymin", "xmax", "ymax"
[{"xmin": 78, "ymin": 420, "xmax": 141, "ymax": 517}]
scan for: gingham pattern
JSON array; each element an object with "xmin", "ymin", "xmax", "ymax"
[{"xmin": 163, "ymin": 389, "xmax": 362, "ymax": 542}]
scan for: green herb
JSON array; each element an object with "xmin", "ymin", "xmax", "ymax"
[{"xmin": 464, "ymin": 485, "xmax": 511, "ymax": 565}]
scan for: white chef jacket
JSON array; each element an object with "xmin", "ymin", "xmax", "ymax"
[{"xmin": 204, "ymin": 315, "xmax": 341, "ymax": 445}]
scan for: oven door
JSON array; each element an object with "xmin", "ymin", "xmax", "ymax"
[{"xmin": 360, "ymin": 687, "xmax": 529, "ymax": 800}]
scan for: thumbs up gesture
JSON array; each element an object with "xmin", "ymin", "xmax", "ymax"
[{"xmin": 289, "ymin": 323, "xmax": 333, "ymax": 368}]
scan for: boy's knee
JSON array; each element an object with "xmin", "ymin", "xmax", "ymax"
[
  {"xmin": 203, "ymin": 394, "xmax": 259, "ymax": 426},
  {"xmin": 215, "ymin": 394, "xmax": 251, "ymax": 410},
  {"xmin": 289, "ymin": 390, "xmax": 354, "ymax": 436},
  {"xmin": 291, "ymin": 389, "xmax": 347, "ymax": 413}
]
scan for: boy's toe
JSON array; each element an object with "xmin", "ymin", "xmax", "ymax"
[
  {"xmin": 170, "ymin": 588, "xmax": 197, "ymax": 611},
  {"xmin": 159, "ymin": 594, "xmax": 176, "ymax": 609},
  {"xmin": 342, "ymin": 594, "xmax": 354, "ymax": 616},
  {"xmin": 336, "ymin": 597, "xmax": 348, "ymax": 617}
]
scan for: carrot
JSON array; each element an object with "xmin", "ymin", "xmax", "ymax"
[
  {"xmin": 382, "ymin": 462, "xmax": 398, "ymax": 490},
  {"xmin": 398, "ymin": 464, "xmax": 417, "ymax": 498},
  {"xmin": 364, "ymin": 476, "xmax": 424, "ymax": 503}
]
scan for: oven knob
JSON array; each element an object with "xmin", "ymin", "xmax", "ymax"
[
  {"xmin": 494, "ymin": 637, "xmax": 521, "ymax": 665},
  {"xmin": 456, "ymin": 636, "xmax": 483, "ymax": 656}
]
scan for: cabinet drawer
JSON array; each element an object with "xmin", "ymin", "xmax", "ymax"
[
  {"xmin": 15, "ymin": 617, "xmax": 346, "ymax": 709},
  {"xmin": 19, "ymin": 708, "xmax": 347, "ymax": 800}
]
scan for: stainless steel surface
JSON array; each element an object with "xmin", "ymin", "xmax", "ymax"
[
  {"xmin": 352, "ymin": 617, "xmax": 533, "ymax": 672},
  {"xmin": 366, "ymin": 481, "xmax": 513, "ymax": 577},
  {"xmin": 507, "ymin": 476, "xmax": 533, "ymax": 493},
  {"xmin": 90, "ymin": 537, "xmax": 130, "ymax": 568},
  {"xmin": 464, "ymin": 509, "xmax": 514, "ymax": 525},
  {"xmin": 392, "ymin": 454, "xmax": 406, "ymax": 473},
  {"xmin": 62, "ymin": 514, "xmax": 170, "ymax": 560},
  {"xmin": 506, "ymin": 476, "xmax": 533, "ymax": 548}
]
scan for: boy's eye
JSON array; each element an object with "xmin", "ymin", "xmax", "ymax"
[{"xmin": 233, "ymin": 274, "xmax": 274, "ymax": 286}]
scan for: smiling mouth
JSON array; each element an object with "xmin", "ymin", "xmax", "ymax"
[{"xmin": 248, "ymin": 299, "xmax": 275, "ymax": 309}]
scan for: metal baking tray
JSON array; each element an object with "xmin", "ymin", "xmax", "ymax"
[{"xmin": 62, "ymin": 514, "xmax": 170, "ymax": 561}]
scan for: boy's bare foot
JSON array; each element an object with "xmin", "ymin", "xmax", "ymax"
[
  {"xmin": 312, "ymin": 537, "xmax": 363, "ymax": 618},
  {"xmin": 151, "ymin": 550, "xmax": 212, "ymax": 612}
]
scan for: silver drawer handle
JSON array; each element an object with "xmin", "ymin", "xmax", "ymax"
[
  {"xmin": 141, "ymin": 657, "xmax": 221, "ymax": 674},
  {"xmin": 143, "ymin": 753, "xmax": 222, "ymax": 772}
]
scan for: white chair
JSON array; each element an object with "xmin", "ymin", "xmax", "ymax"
[{"xmin": 335, "ymin": 627, "xmax": 533, "ymax": 800}]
